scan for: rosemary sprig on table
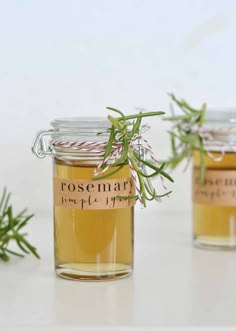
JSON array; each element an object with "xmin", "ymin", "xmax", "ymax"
[
  {"xmin": 94, "ymin": 107, "xmax": 173, "ymax": 207},
  {"xmin": 164, "ymin": 94, "xmax": 206, "ymax": 184},
  {"xmin": 0, "ymin": 188, "xmax": 40, "ymax": 262}
]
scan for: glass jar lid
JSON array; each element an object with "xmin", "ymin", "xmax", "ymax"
[
  {"xmin": 51, "ymin": 117, "xmax": 110, "ymax": 132},
  {"xmin": 50, "ymin": 117, "xmax": 111, "ymax": 143},
  {"xmin": 203, "ymin": 109, "xmax": 236, "ymax": 149},
  {"xmin": 32, "ymin": 117, "xmax": 111, "ymax": 158},
  {"xmin": 204, "ymin": 109, "xmax": 236, "ymax": 131}
]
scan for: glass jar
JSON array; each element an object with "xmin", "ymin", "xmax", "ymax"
[
  {"xmin": 32, "ymin": 118, "xmax": 135, "ymax": 280},
  {"xmin": 192, "ymin": 110, "xmax": 236, "ymax": 249}
]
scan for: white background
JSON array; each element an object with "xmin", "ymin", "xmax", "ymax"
[
  {"xmin": 0, "ymin": 0, "xmax": 236, "ymax": 215},
  {"xmin": 1, "ymin": 3, "xmax": 236, "ymax": 329}
]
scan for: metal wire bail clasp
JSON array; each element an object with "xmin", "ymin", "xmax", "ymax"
[{"xmin": 31, "ymin": 130, "xmax": 53, "ymax": 158}]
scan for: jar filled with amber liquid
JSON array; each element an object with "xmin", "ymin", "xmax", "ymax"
[
  {"xmin": 32, "ymin": 118, "xmax": 135, "ymax": 280},
  {"xmin": 192, "ymin": 111, "xmax": 236, "ymax": 249}
]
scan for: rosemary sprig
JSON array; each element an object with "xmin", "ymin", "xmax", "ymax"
[
  {"xmin": 94, "ymin": 107, "xmax": 174, "ymax": 207},
  {"xmin": 164, "ymin": 94, "xmax": 206, "ymax": 184},
  {"xmin": 0, "ymin": 188, "xmax": 40, "ymax": 262}
]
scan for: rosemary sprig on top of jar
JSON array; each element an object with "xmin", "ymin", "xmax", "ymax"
[
  {"xmin": 164, "ymin": 94, "xmax": 207, "ymax": 184},
  {"xmin": 94, "ymin": 107, "xmax": 174, "ymax": 207},
  {"xmin": 164, "ymin": 94, "xmax": 236, "ymax": 185}
]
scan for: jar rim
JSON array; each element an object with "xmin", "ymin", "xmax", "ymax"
[
  {"xmin": 204, "ymin": 110, "xmax": 236, "ymax": 132},
  {"xmin": 51, "ymin": 117, "xmax": 111, "ymax": 131},
  {"xmin": 205, "ymin": 110, "xmax": 236, "ymax": 123}
]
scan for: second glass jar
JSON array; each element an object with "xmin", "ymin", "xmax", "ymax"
[{"xmin": 192, "ymin": 110, "xmax": 236, "ymax": 249}]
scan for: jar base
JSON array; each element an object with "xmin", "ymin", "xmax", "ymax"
[
  {"xmin": 194, "ymin": 236, "xmax": 236, "ymax": 250},
  {"xmin": 55, "ymin": 263, "xmax": 133, "ymax": 281}
]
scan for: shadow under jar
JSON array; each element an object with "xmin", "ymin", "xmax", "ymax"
[
  {"xmin": 192, "ymin": 110, "xmax": 236, "ymax": 249},
  {"xmin": 32, "ymin": 118, "xmax": 135, "ymax": 281}
]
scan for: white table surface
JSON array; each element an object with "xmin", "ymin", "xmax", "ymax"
[{"xmin": 1, "ymin": 210, "xmax": 236, "ymax": 330}]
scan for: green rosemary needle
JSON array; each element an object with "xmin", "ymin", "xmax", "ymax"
[
  {"xmin": 0, "ymin": 188, "xmax": 40, "ymax": 262},
  {"xmin": 94, "ymin": 107, "xmax": 174, "ymax": 207},
  {"xmin": 164, "ymin": 94, "xmax": 207, "ymax": 184}
]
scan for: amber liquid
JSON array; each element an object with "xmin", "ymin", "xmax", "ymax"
[
  {"xmin": 54, "ymin": 159, "xmax": 134, "ymax": 280},
  {"xmin": 193, "ymin": 151, "xmax": 236, "ymax": 249}
]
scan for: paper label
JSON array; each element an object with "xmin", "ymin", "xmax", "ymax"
[
  {"xmin": 192, "ymin": 168, "xmax": 236, "ymax": 206},
  {"xmin": 54, "ymin": 177, "xmax": 136, "ymax": 209}
]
